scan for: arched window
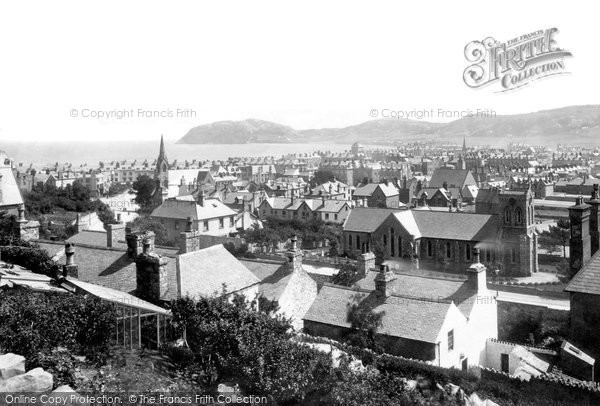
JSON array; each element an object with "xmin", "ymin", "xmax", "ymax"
[
  {"xmin": 427, "ymin": 240, "xmax": 433, "ymax": 257},
  {"xmin": 446, "ymin": 242, "xmax": 452, "ymax": 258},
  {"xmin": 356, "ymin": 236, "xmax": 360, "ymax": 250},
  {"xmin": 466, "ymin": 243, "xmax": 471, "ymax": 261},
  {"xmin": 504, "ymin": 207, "xmax": 511, "ymax": 224},
  {"xmin": 515, "ymin": 207, "xmax": 523, "ymax": 224},
  {"xmin": 398, "ymin": 237, "xmax": 403, "ymax": 257},
  {"xmin": 390, "ymin": 228, "xmax": 395, "ymax": 256},
  {"xmin": 383, "ymin": 234, "xmax": 387, "ymax": 246},
  {"xmin": 348, "ymin": 234, "xmax": 352, "ymax": 247}
]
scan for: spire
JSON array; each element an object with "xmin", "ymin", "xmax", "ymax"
[
  {"xmin": 159, "ymin": 135, "xmax": 166, "ymax": 159},
  {"xmin": 462, "ymin": 137, "xmax": 467, "ymax": 154}
]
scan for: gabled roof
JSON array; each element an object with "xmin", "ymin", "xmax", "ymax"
[
  {"xmin": 303, "ymin": 284, "xmax": 460, "ymax": 343},
  {"xmin": 565, "ymin": 250, "xmax": 600, "ymax": 295},
  {"xmin": 429, "ymin": 168, "xmax": 476, "ymax": 189},
  {"xmin": 150, "ymin": 198, "xmax": 236, "ymax": 221},
  {"xmin": 343, "ymin": 208, "xmax": 402, "ymax": 233},
  {"xmin": 412, "ymin": 211, "xmax": 498, "ymax": 241},
  {"xmin": 0, "ymin": 167, "xmax": 24, "ymax": 207},
  {"xmin": 177, "ymin": 245, "xmax": 260, "ymax": 298},
  {"xmin": 354, "ymin": 183, "xmax": 399, "ymax": 198}
]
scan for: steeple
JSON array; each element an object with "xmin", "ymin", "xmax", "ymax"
[
  {"xmin": 462, "ymin": 137, "xmax": 467, "ymax": 154},
  {"xmin": 155, "ymin": 135, "xmax": 169, "ymax": 188}
]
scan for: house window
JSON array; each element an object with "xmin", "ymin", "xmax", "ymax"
[
  {"xmin": 175, "ymin": 222, "xmax": 179, "ymax": 230},
  {"xmin": 325, "ymin": 213, "xmax": 329, "ymax": 220},
  {"xmin": 446, "ymin": 242, "xmax": 452, "ymax": 258},
  {"xmin": 334, "ymin": 214, "xmax": 338, "ymax": 220},
  {"xmin": 448, "ymin": 330, "xmax": 454, "ymax": 351},
  {"xmin": 466, "ymin": 243, "xmax": 471, "ymax": 261},
  {"xmin": 427, "ymin": 240, "xmax": 433, "ymax": 257},
  {"xmin": 230, "ymin": 217, "xmax": 234, "ymax": 227},
  {"xmin": 203, "ymin": 221, "xmax": 209, "ymax": 231},
  {"xmin": 501, "ymin": 353, "xmax": 509, "ymax": 373},
  {"xmin": 219, "ymin": 218, "xmax": 224, "ymax": 229},
  {"xmin": 486, "ymin": 249, "xmax": 491, "ymax": 262}
]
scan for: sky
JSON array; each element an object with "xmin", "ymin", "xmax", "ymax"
[{"xmin": 0, "ymin": 0, "xmax": 597, "ymax": 142}]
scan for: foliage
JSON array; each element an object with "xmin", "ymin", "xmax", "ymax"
[
  {"xmin": 242, "ymin": 216, "xmax": 342, "ymax": 252},
  {"xmin": 0, "ymin": 289, "xmax": 116, "ymax": 363},
  {"xmin": 169, "ymin": 294, "xmax": 333, "ymax": 403},
  {"xmin": 128, "ymin": 216, "xmax": 172, "ymax": 246},
  {"xmin": 539, "ymin": 219, "xmax": 570, "ymax": 258},
  {"xmin": 0, "ymin": 234, "xmax": 56, "ymax": 276},
  {"xmin": 132, "ymin": 175, "xmax": 157, "ymax": 208},
  {"xmin": 0, "ymin": 210, "xmax": 15, "ymax": 235},
  {"xmin": 29, "ymin": 349, "xmax": 81, "ymax": 388},
  {"xmin": 331, "ymin": 263, "xmax": 360, "ymax": 287},
  {"xmin": 23, "ymin": 181, "xmax": 117, "ymax": 228},
  {"xmin": 223, "ymin": 242, "xmax": 251, "ymax": 258},
  {"xmin": 310, "ymin": 170, "xmax": 336, "ymax": 187},
  {"xmin": 107, "ymin": 183, "xmax": 130, "ymax": 197},
  {"xmin": 498, "ymin": 302, "xmax": 569, "ymax": 349},
  {"xmin": 345, "ymin": 294, "xmax": 385, "ymax": 352}
]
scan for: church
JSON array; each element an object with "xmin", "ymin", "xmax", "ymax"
[{"xmin": 342, "ymin": 187, "xmax": 538, "ymax": 276}]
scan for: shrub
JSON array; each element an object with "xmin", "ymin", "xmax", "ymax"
[{"xmin": 0, "ymin": 289, "xmax": 116, "ymax": 362}]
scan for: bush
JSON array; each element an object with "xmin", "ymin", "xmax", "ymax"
[{"xmin": 0, "ymin": 289, "xmax": 116, "ymax": 363}]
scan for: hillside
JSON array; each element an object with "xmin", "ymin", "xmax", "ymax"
[{"xmin": 177, "ymin": 105, "xmax": 600, "ymax": 145}]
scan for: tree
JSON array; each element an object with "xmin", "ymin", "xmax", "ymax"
[
  {"xmin": 93, "ymin": 201, "xmax": 118, "ymax": 228},
  {"xmin": 310, "ymin": 170, "xmax": 336, "ymax": 187},
  {"xmin": 332, "ymin": 263, "xmax": 360, "ymax": 287},
  {"xmin": 539, "ymin": 219, "xmax": 570, "ymax": 258},
  {"xmin": 346, "ymin": 293, "xmax": 385, "ymax": 352},
  {"xmin": 132, "ymin": 175, "xmax": 157, "ymax": 208},
  {"xmin": 128, "ymin": 216, "xmax": 172, "ymax": 246}
]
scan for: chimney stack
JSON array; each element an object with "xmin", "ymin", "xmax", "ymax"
[
  {"xmin": 106, "ymin": 223, "xmax": 125, "ymax": 248},
  {"xmin": 357, "ymin": 251, "xmax": 376, "ymax": 278},
  {"xmin": 62, "ymin": 243, "xmax": 78, "ymax": 278},
  {"xmin": 286, "ymin": 235, "xmax": 303, "ymax": 273},
  {"xmin": 374, "ymin": 264, "xmax": 396, "ymax": 298},
  {"xmin": 466, "ymin": 247, "xmax": 487, "ymax": 292},
  {"xmin": 588, "ymin": 184, "xmax": 600, "ymax": 256},
  {"xmin": 569, "ymin": 196, "xmax": 592, "ymax": 273},
  {"xmin": 135, "ymin": 237, "xmax": 169, "ymax": 303}
]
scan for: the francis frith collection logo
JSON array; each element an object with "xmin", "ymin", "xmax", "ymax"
[{"xmin": 463, "ymin": 28, "xmax": 572, "ymax": 92}]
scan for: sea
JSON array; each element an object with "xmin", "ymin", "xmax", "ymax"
[{"xmin": 1, "ymin": 141, "xmax": 392, "ymax": 167}]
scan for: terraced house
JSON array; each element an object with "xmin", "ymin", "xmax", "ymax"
[{"xmin": 258, "ymin": 196, "xmax": 351, "ymax": 224}]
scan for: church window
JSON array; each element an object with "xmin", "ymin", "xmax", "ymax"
[
  {"xmin": 515, "ymin": 207, "xmax": 523, "ymax": 224},
  {"xmin": 504, "ymin": 207, "xmax": 511, "ymax": 224},
  {"xmin": 390, "ymin": 229, "xmax": 395, "ymax": 256},
  {"xmin": 446, "ymin": 242, "xmax": 452, "ymax": 258},
  {"xmin": 466, "ymin": 243, "xmax": 472, "ymax": 261},
  {"xmin": 427, "ymin": 240, "xmax": 433, "ymax": 257},
  {"xmin": 348, "ymin": 234, "xmax": 352, "ymax": 247},
  {"xmin": 383, "ymin": 234, "xmax": 387, "ymax": 246},
  {"xmin": 511, "ymin": 248, "xmax": 517, "ymax": 263},
  {"xmin": 356, "ymin": 236, "xmax": 360, "ymax": 250},
  {"xmin": 398, "ymin": 237, "xmax": 402, "ymax": 257}
]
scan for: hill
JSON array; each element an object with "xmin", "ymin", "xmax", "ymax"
[{"xmin": 176, "ymin": 105, "xmax": 600, "ymax": 145}]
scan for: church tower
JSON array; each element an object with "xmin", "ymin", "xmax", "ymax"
[
  {"xmin": 498, "ymin": 187, "xmax": 538, "ymax": 276},
  {"xmin": 155, "ymin": 135, "xmax": 169, "ymax": 188}
]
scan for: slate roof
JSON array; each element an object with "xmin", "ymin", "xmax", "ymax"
[
  {"xmin": 429, "ymin": 168, "xmax": 475, "ymax": 189},
  {"xmin": 303, "ymin": 284, "xmax": 458, "ymax": 343},
  {"xmin": 343, "ymin": 208, "xmax": 402, "ymax": 233},
  {"xmin": 354, "ymin": 183, "xmax": 398, "ymax": 198},
  {"xmin": 354, "ymin": 272, "xmax": 478, "ymax": 317},
  {"xmin": 565, "ymin": 250, "xmax": 600, "ymax": 295},
  {"xmin": 151, "ymin": 198, "xmax": 236, "ymax": 221},
  {"xmin": 32, "ymin": 240, "xmax": 179, "ymax": 301},
  {"xmin": 411, "ymin": 211, "xmax": 498, "ymax": 241},
  {"xmin": 66, "ymin": 230, "xmax": 127, "ymax": 250},
  {"xmin": 177, "ymin": 245, "xmax": 260, "ymax": 298},
  {"xmin": 0, "ymin": 167, "xmax": 24, "ymax": 207}
]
